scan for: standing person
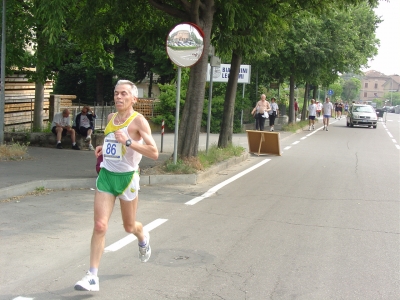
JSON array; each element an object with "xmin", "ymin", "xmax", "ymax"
[
  {"xmin": 337, "ymin": 101, "xmax": 343, "ymax": 119},
  {"xmin": 316, "ymin": 101, "xmax": 322, "ymax": 118},
  {"xmin": 334, "ymin": 101, "xmax": 339, "ymax": 119},
  {"xmin": 268, "ymin": 97, "xmax": 279, "ymax": 131},
  {"xmin": 74, "ymin": 80, "xmax": 159, "ymax": 292},
  {"xmin": 307, "ymin": 99, "xmax": 317, "ymax": 130},
  {"xmin": 51, "ymin": 109, "xmax": 80, "ymax": 150},
  {"xmin": 322, "ymin": 97, "xmax": 334, "ymax": 131},
  {"xmin": 344, "ymin": 102, "xmax": 349, "ymax": 116},
  {"xmin": 251, "ymin": 94, "xmax": 271, "ymax": 131},
  {"xmin": 294, "ymin": 98, "xmax": 299, "ymax": 120},
  {"xmin": 74, "ymin": 106, "xmax": 97, "ymax": 150}
]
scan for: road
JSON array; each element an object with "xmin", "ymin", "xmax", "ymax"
[{"xmin": 1, "ymin": 114, "xmax": 399, "ymax": 300}]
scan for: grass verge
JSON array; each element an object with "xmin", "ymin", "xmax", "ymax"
[
  {"xmin": 159, "ymin": 143, "xmax": 245, "ymax": 174},
  {"xmin": 0, "ymin": 142, "xmax": 30, "ymax": 161}
]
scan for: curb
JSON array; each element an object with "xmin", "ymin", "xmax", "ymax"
[{"xmin": 0, "ymin": 178, "xmax": 96, "ymax": 200}]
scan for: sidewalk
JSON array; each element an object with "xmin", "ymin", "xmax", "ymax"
[{"xmin": 0, "ymin": 131, "xmax": 294, "ymax": 199}]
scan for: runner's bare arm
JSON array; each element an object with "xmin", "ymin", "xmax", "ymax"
[{"xmin": 123, "ymin": 115, "xmax": 159, "ymax": 160}]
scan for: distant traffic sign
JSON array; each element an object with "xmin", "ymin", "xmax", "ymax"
[{"xmin": 328, "ymin": 89, "xmax": 334, "ymax": 95}]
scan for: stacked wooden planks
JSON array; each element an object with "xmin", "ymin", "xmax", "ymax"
[{"xmin": 4, "ymin": 74, "xmax": 53, "ymax": 131}]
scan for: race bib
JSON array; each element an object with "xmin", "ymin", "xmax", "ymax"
[{"xmin": 103, "ymin": 138, "xmax": 122, "ymax": 160}]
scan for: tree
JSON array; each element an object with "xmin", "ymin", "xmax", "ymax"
[
  {"xmin": 342, "ymin": 77, "xmax": 361, "ymax": 101},
  {"xmin": 147, "ymin": 0, "xmax": 216, "ymax": 158}
]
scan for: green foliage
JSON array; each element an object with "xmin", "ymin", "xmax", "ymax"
[
  {"xmin": 341, "ymin": 77, "xmax": 361, "ymax": 101},
  {"xmin": 383, "ymin": 92, "xmax": 400, "ymax": 106},
  {"xmin": 328, "ymin": 78, "xmax": 344, "ymax": 101}
]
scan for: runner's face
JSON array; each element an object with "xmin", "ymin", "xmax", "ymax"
[{"xmin": 114, "ymin": 84, "xmax": 135, "ymax": 110}]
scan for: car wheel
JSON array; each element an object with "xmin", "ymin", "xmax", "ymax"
[
  {"xmin": 373, "ymin": 125, "xmax": 377, "ymax": 129},
  {"xmin": 350, "ymin": 121, "xmax": 354, "ymax": 127}
]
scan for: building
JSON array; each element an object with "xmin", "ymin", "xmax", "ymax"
[{"xmin": 359, "ymin": 70, "xmax": 399, "ymax": 104}]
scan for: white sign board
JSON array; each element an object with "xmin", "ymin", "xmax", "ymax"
[{"xmin": 206, "ymin": 64, "xmax": 251, "ymax": 84}]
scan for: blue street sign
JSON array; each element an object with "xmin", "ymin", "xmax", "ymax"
[{"xmin": 328, "ymin": 89, "xmax": 334, "ymax": 95}]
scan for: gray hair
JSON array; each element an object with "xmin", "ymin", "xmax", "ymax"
[{"xmin": 115, "ymin": 80, "xmax": 138, "ymax": 98}]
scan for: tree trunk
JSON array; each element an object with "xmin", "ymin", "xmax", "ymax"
[
  {"xmin": 218, "ymin": 50, "xmax": 242, "ymax": 148},
  {"xmin": 33, "ymin": 29, "xmax": 45, "ymax": 131},
  {"xmin": 33, "ymin": 82, "xmax": 44, "ymax": 131},
  {"xmin": 176, "ymin": 7, "xmax": 214, "ymax": 158},
  {"xmin": 96, "ymin": 72, "xmax": 104, "ymax": 106},
  {"xmin": 301, "ymin": 82, "xmax": 309, "ymax": 120},
  {"xmin": 148, "ymin": 71, "xmax": 153, "ymax": 98},
  {"xmin": 289, "ymin": 73, "xmax": 295, "ymax": 123},
  {"xmin": 148, "ymin": 0, "xmax": 216, "ymax": 158}
]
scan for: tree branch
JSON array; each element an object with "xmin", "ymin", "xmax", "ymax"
[{"xmin": 148, "ymin": 0, "xmax": 188, "ymax": 20}]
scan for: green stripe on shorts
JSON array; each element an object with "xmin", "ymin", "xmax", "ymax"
[{"xmin": 97, "ymin": 168, "xmax": 139, "ymax": 196}]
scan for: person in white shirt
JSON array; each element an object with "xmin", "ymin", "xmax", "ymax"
[
  {"xmin": 322, "ymin": 97, "xmax": 334, "ymax": 131},
  {"xmin": 307, "ymin": 99, "xmax": 317, "ymax": 130},
  {"xmin": 268, "ymin": 97, "xmax": 279, "ymax": 131},
  {"xmin": 316, "ymin": 101, "xmax": 322, "ymax": 117},
  {"xmin": 51, "ymin": 109, "xmax": 80, "ymax": 150}
]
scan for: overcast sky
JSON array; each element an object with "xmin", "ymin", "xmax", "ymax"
[{"xmin": 363, "ymin": 0, "xmax": 400, "ymax": 75}]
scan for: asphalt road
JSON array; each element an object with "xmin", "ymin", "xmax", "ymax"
[{"xmin": 1, "ymin": 114, "xmax": 399, "ymax": 300}]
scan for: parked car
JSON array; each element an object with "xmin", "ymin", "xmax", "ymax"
[
  {"xmin": 347, "ymin": 104, "xmax": 378, "ymax": 128},
  {"xmin": 382, "ymin": 106, "xmax": 395, "ymax": 113}
]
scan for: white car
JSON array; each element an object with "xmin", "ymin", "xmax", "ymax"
[{"xmin": 347, "ymin": 104, "xmax": 377, "ymax": 128}]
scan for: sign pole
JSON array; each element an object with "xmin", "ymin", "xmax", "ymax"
[
  {"xmin": 206, "ymin": 65, "xmax": 213, "ymax": 153},
  {"xmin": 0, "ymin": 0, "xmax": 6, "ymax": 144},
  {"xmin": 173, "ymin": 66, "xmax": 181, "ymax": 164}
]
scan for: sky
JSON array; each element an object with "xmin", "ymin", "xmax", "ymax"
[{"xmin": 363, "ymin": 0, "xmax": 400, "ymax": 75}]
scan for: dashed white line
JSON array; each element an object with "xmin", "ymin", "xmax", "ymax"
[
  {"xmin": 284, "ymin": 146, "xmax": 291, "ymax": 150},
  {"xmin": 185, "ymin": 159, "xmax": 271, "ymax": 205},
  {"xmin": 104, "ymin": 218, "xmax": 168, "ymax": 252},
  {"xmin": 292, "ymin": 141, "xmax": 300, "ymax": 145}
]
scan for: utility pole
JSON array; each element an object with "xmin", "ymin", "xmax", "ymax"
[{"xmin": 0, "ymin": 0, "xmax": 6, "ymax": 144}]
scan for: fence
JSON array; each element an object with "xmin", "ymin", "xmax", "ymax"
[{"xmin": 61, "ymin": 99, "xmax": 162, "ymax": 131}]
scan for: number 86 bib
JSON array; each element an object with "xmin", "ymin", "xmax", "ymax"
[{"xmin": 103, "ymin": 138, "xmax": 122, "ymax": 161}]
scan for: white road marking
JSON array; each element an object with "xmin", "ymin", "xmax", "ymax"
[
  {"xmin": 185, "ymin": 159, "xmax": 271, "ymax": 205},
  {"xmin": 388, "ymin": 132, "xmax": 393, "ymax": 138},
  {"xmin": 292, "ymin": 141, "xmax": 300, "ymax": 145},
  {"xmin": 392, "ymin": 139, "xmax": 397, "ymax": 143},
  {"xmin": 284, "ymin": 146, "xmax": 291, "ymax": 150},
  {"xmin": 301, "ymin": 137, "xmax": 307, "ymax": 140},
  {"xmin": 13, "ymin": 297, "xmax": 34, "ymax": 300},
  {"xmin": 396, "ymin": 145, "xmax": 400, "ymax": 150},
  {"xmin": 104, "ymin": 218, "xmax": 168, "ymax": 252}
]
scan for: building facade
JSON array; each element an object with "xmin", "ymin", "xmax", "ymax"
[{"xmin": 359, "ymin": 70, "xmax": 399, "ymax": 104}]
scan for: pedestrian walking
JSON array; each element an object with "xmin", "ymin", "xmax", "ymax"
[
  {"xmin": 322, "ymin": 97, "xmax": 334, "ymax": 131},
  {"xmin": 268, "ymin": 97, "xmax": 279, "ymax": 131},
  {"xmin": 307, "ymin": 99, "xmax": 317, "ymax": 130},
  {"xmin": 251, "ymin": 94, "xmax": 271, "ymax": 131}
]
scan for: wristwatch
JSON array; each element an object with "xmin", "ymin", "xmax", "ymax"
[{"xmin": 125, "ymin": 139, "xmax": 132, "ymax": 147}]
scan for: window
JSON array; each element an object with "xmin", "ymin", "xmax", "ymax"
[
  {"xmin": 374, "ymin": 83, "xmax": 378, "ymax": 89},
  {"xmin": 364, "ymin": 82, "xmax": 368, "ymax": 88},
  {"xmin": 364, "ymin": 92, "xmax": 367, "ymax": 97},
  {"xmin": 374, "ymin": 93, "xmax": 378, "ymax": 97}
]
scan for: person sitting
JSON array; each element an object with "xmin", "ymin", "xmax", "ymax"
[
  {"xmin": 51, "ymin": 109, "xmax": 80, "ymax": 150},
  {"xmin": 74, "ymin": 106, "xmax": 97, "ymax": 151}
]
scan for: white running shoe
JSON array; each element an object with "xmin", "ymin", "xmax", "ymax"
[
  {"xmin": 312, "ymin": 125, "xmax": 315, "ymax": 130},
  {"xmin": 74, "ymin": 271, "xmax": 99, "ymax": 291},
  {"xmin": 85, "ymin": 135, "xmax": 91, "ymax": 141},
  {"xmin": 139, "ymin": 231, "xmax": 151, "ymax": 263},
  {"xmin": 88, "ymin": 144, "xmax": 94, "ymax": 151},
  {"xmin": 308, "ymin": 127, "xmax": 311, "ymax": 131}
]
